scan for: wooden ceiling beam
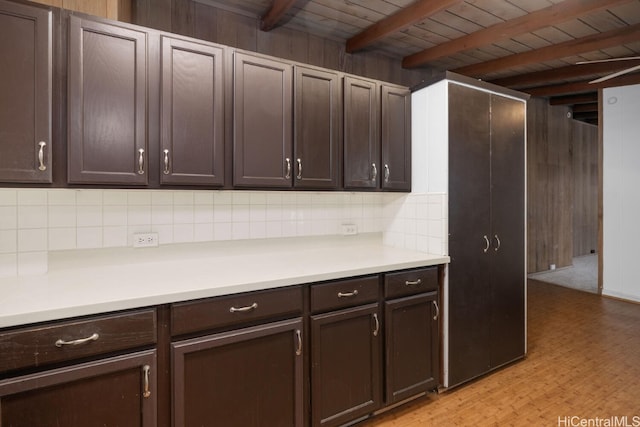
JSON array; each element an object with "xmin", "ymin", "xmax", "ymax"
[
  {"xmin": 402, "ymin": 0, "xmax": 633, "ymax": 69},
  {"xmin": 453, "ymin": 23, "xmax": 640, "ymax": 77},
  {"xmin": 524, "ymin": 72, "xmax": 640, "ymax": 97},
  {"xmin": 490, "ymin": 60, "xmax": 640, "ymax": 88},
  {"xmin": 572, "ymin": 103, "xmax": 599, "ymax": 113},
  {"xmin": 346, "ymin": 0, "xmax": 462, "ymax": 53},
  {"xmin": 549, "ymin": 93, "xmax": 598, "ymax": 105},
  {"xmin": 260, "ymin": 0, "xmax": 297, "ymax": 31}
]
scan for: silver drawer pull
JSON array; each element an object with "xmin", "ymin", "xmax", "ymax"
[
  {"xmin": 285, "ymin": 158, "xmax": 291, "ymax": 179},
  {"xmin": 138, "ymin": 148, "xmax": 145, "ymax": 174},
  {"xmin": 163, "ymin": 149, "xmax": 170, "ymax": 175},
  {"xmin": 337, "ymin": 290, "xmax": 359, "ymax": 298},
  {"xmin": 371, "ymin": 163, "xmax": 377, "ymax": 181},
  {"xmin": 38, "ymin": 141, "xmax": 47, "ymax": 171},
  {"xmin": 296, "ymin": 158, "xmax": 302, "ymax": 180},
  {"xmin": 55, "ymin": 332, "xmax": 99, "ymax": 348},
  {"xmin": 433, "ymin": 300, "xmax": 440, "ymax": 321},
  {"xmin": 295, "ymin": 329, "xmax": 302, "ymax": 356},
  {"xmin": 483, "ymin": 235, "xmax": 490, "ymax": 253},
  {"xmin": 229, "ymin": 302, "xmax": 258, "ymax": 313},
  {"xmin": 405, "ymin": 279, "xmax": 422, "ymax": 286},
  {"xmin": 142, "ymin": 364, "xmax": 151, "ymax": 398},
  {"xmin": 373, "ymin": 313, "xmax": 379, "ymax": 337},
  {"xmin": 384, "ymin": 164, "xmax": 390, "ymax": 182}
]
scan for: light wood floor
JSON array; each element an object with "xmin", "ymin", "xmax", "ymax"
[{"xmin": 362, "ymin": 280, "xmax": 640, "ymax": 426}]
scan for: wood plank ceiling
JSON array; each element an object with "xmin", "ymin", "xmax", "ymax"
[{"xmin": 202, "ymin": 0, "xmax": 640, "ymax": 125}]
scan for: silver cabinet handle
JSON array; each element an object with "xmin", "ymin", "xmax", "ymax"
[
  {"xmin": 142, "ymin": 364, "xmax": 151, "ymax": 398},
  {"xmin": 38, "ymin": 141, "xmax": 47, "ymax": 171},
  {"xmin": 433, "ymin": 300, "xmax": 440, "ymax": 321},
  {"xmin": 295, "ymin": 329, "xmax": 302, "ymax": 356},
  {"xmin": 405, "ymin": 279, "xmax": 422, "ymax": 286},
  {"xmin": 138, "ymin": 148, "xmax": 145, "ymax": 174},
  {"xmin": 337, "ymin": 290, "xmax": 358, "ymax": 298},
  {"xmin": 483, "ymin": 235, "xmax": 490, "ymax": 253},
  {"xmin": 229, "ymin": 302, "xmax": 258, "ymax": 313},
  {"xmin": 163, "ymin": 149, "xmax": 170, "ymax": 175},
  {"xmin": 494, "ymin": 234, "xmax": 501, "ymax": 251},
  {"xmin": 296, "ymin": 158, "xmax": 302, "ymax": 180},
  {"xmin": 372, "ymin": 313, "xmax": 379, "ymax": 337},
  {"xmin": 371, "ymin": 163, "xmax": 377, "ymax": 182},
  {"xmin": 384, "ymin": 164, "xmax": 390, "ymax": 182},
  {"xmin": 55, "ymin": 332, "xmax": 99, "ymax": 348},
  {"xmin": 285, "ymin": 157, "xmax": 291, "ymax": 179}
]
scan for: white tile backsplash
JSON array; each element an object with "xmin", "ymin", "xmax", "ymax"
[
  {"xmin": 18, "ymin": 229, "xmax": 47, "ymax": 252},
  {"xmin": 0, "ymin": 253, "xmax": 18, "ymax": 278},
  {"xmin": 0, "ymin": 206, "xmax": 17, "ymax": 230},
  {"xmin": 0, "ymin": 188, "xmax": 447, "ymax": 277}
]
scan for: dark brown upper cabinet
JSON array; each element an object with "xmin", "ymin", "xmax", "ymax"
[
  {"xmin": 293, "ymin": 65, "xmax": 341, "ymax": 189},
  {"xmin": 233, "ymin": 52, "xmax": 292, "ymax": 188},
  {"xmin": 381, "ymin": 85, "xmax": 411, "ymax": 191},
  {"xmin": 0, "ymin": 0, "xmax": 52, "ymax": 183},
  {"xmin": 160, "ymin": 36, "xmax": 225, "ymax": 186},
  {"xmin": 343, "ymin": 76, "xmax": 379, "ymax": 190},
  {"xmin": 67, "ymin": 16, "xmax": 148, "ymax": 185}
]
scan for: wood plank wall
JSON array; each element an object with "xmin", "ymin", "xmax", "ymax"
[
  {"xmin": 527, "ymin": 98, "xmax": 574, "ymax": 273},
  {"xmin": 132, "ymin": 0, "xmax": 434, "ymax": 87},
  {"xmin": 527, "ymin": 98, "xmax": 598, "ymax": 273},
  {"xmin": 572, "ymin": 120, "xmax": 598, "ymax": 257}
]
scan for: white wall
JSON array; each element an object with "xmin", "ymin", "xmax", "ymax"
[{"xmin": 602, "ymin": 84, "xmax": 640, "ymax": 302}]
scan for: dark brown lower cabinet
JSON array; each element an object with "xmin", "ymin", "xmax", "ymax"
[
  {"xmin": 385, "ymin": 292, "xmax": 439, "ymax": 404},
  {"xmin": 0, "ymin": 350, "xmax": 157, "ymax": 427},
  {"xmin": 172, "ymin": 318, "xmax": 304, "ymax": 427},
  {"xmin": 311, "ymin": 303, "xmax": 382, "ymax": 427}
]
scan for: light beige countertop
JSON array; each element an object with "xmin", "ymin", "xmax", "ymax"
[{"xmin": 0, "ymin": 234, "xmax": 449, "ymax": 329}]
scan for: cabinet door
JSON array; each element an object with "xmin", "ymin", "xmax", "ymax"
[
  {"xmin": 0, "ymin": 350, "xmax": 156, "ymax": 427},
  {"xmin": 233, "ymin": 52, "xmax": 292, "ymax": 188},
  {"xmin": 447, "ymin": 83, "xmax": 491, "ymax": 387},
  {"xmin": 293, "ymin": 65, "xmax": 341, "ymax": 189},
  {"xmin": 160, "ymin": 36, "xmax": 225, "ymax": 186},
  {"xmin": 381, "ymin": 85, "xmax": 411, "ymax": 191},
  {"xmin": 311, "ymin": 303, "xmax": 381, "ymax": 427},
  {"xmin": 67, "ymin": 16, "xmax": 147, "ymax": 185},
  {"xmin": 489, "ymin": 94, "xmax": 526, "ymax": 368},
  {"xmin": 343, "ymin": 76, "xmax": 379, "ymax": 189},
  {"xmin": 172, "ymin": 318, "xmax": 304, "ymax": 427},
  {"xmin": 0, "ymin": 1, "xmax": 52, "ymax": 183},
  {"xmin": 385, "ymin": 292, "xmax": 439, "ymax": 404}
]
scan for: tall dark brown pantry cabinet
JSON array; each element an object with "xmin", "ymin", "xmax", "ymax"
[
  {"xmin": 446, "ymin": 80, "xmax": 526, "ymax": 387},
  {"xmin": 0, "ymin": 0, "xmax": 52, "ymax": 183},
  {"xmin": 67, "ymin": 16, "xmax": 148, "ymax": 185},
  {"xmin": 412, "ymin": 74, "xmax": 527, "ymax": 388}
]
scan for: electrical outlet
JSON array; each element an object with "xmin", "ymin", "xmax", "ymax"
[
  {"xmin": 341, "ymin": 224, "xmax": 358, "ymax": 236},
  {"xmin": 133, "ymin": 232, "xmax": 159, "ymax": 248}
]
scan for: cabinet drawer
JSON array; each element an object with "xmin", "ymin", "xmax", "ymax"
[
  {"xmin": 311, "ymin": 276, "xmax": 379, "ymax": 313},
  {"xmin": 0, "ymin": 309, "xmax": 157, "ymax": 374},
  {"xmin": 171, "ymin": 286, "xmax": 303, "ymax": 336},
  {"xmin": 384, "ymin": 267, "xmax": 438, "ymax": 299}
]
